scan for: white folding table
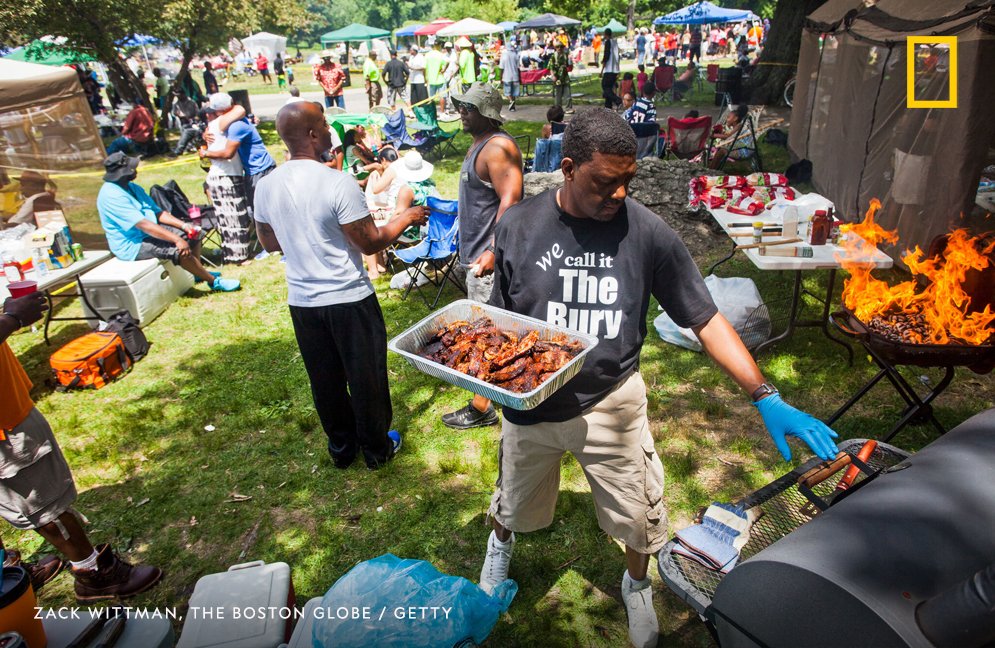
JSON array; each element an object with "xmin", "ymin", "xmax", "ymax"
[
  {"xmin": 706, "ymin": 207, "xmax": 893, "ymax": 361},
  {"xmin": 1, "ymin": 250, "xmax": 112, "ymax": 344}
]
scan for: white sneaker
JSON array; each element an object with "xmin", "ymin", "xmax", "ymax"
[
  {"xmin": 479, "ymin": 530, "xmax": 515, "ymax": 595},
  {"xmin": 621, "ymin": 570, "xmax": 659, "ymax": 648}
]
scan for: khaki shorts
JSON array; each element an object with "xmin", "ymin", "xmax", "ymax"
[
  {"xmin": 488, "ymin": 372, "xmax": 667, "ymax": 554},
  {"xmin": 465, "ymin": 271, "xmax": 495, "ymax": 303},
  {"xmin": 0, "ymin": 408, "xmax": 77, "ymax": 530}
]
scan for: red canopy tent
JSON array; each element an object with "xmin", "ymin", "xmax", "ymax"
[{"xmin": 414, "ymin": 18, "xmax": 454, "ymax": 36}]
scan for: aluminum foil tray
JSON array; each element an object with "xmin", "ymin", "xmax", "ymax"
[{"xmin": 389, "ymin": 299, "xmax": 599, "ymax": 410}]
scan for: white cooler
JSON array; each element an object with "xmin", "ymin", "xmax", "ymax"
[
  {"xmin": 177, "ymin": 560, "xmax": 295, "ymax": 648},
  {"xmin": 81, "ymin": 257, "xmax": 195, "ymax": 326}
]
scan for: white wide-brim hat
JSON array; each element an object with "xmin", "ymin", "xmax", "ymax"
[{"xmin": 394, "ymin": 150, "xmax": 434, "ymax": 183}]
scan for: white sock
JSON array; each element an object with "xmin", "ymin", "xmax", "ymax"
[
  {"xmin": 71, "ymin": 549, "xmax": 99, "ymax": 571},
  {"xmin": 492, "ymin": 531, "xmax": 514, "ymax": 549},
  {"xmin": 625, "ymin": 570, "xmax": 651, "ymax": 590}
]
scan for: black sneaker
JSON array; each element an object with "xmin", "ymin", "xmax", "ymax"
[{"xmin": 441, "ymin": 401, "xmax": 499, "ymax": 429}]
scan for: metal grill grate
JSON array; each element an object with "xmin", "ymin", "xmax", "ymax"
[{"xmin": 659, "ymin": 439, "xmax": 911, "ymax": 615}]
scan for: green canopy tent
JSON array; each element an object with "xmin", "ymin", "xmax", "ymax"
[
  {"xmin": 4, "ymin": 40, "xmax": 96, "ymax": 66},
  {"xmin": 595, "ymin": 19, "xmax": 628, "ymax": 34},
  {"xmin": 320, "ymin": 23, "xmax": 392, "ymax": 46},
  {"xmin": 320, "ymin": 23, "xmax": 393, "ymax": 74}
]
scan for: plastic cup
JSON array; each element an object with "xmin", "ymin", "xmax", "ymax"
[{"xmin": 6, "ymin": 281, "xmax": 38, "ymax": 298}]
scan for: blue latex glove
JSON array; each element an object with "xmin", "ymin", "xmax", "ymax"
[{"xmin": 754, "ymin": 393, "xmax": 839, "ymax": 461}]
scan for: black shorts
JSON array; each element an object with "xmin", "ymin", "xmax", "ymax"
[{"xmin": 135, "ymin": 224, "xmax": 194, "ymax": 265}]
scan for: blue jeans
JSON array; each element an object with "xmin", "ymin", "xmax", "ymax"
[
  {"xmin": 323, "ymin": 94, "xmax": 345, "ymax": 108},
  {"xmin": 503, "ymin": 82, "xmax": 520, "ymax": 99}
]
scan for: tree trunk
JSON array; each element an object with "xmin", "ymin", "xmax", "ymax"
[
  {"xmin": 106, "ymin": 57, "xmax": 153, "ymax": 112},
  {"xmin": 626, "ymin": 0, "xmax": 636, "ymax": 33},
  {"xmin": 746, "ymin": 0, "xmax": 827, "ymax": 105}
]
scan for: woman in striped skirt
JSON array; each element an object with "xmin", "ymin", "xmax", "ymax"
[{"xmin": 202, "ymin": 108, "xmax": 252, "ymax": 264}]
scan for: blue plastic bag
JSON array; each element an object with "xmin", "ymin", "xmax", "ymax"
[{"xmin": 312, "ymin": 553, "xmax": 517, "ymax": 648}]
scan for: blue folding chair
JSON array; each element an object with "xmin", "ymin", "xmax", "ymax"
[
  {"xmin": 383, "ymin": 109, "xmax": 427, "ymax": 150},
  {"xmin": 394, "ymin": 197, "xmax": 465, "ymax": 308},
  {"xmin": 532, "ymin": 137, "xmax": 563, "ymax": 173}
]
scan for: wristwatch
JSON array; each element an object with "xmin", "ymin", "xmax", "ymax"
[{"xmin": 750, "ymin": 382, "xmax": 778, "ymax": 402}]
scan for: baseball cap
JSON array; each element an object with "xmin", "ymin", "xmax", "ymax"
[
  {"xmin": 208, "ymin": 92, "xmax": 233, "ymax": 111},
  {"xmin": 102, "ymin": 151, "xmax": 140, "ymax": 182},
  {"xmin": 451, "ymin": 83, "xmax": 504, "ymax": 124}
]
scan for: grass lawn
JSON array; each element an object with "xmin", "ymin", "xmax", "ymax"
[{"xmin": 5, "ymin": 117, "xmax": 993, "ymax": 646}]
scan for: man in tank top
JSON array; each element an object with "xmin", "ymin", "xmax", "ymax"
[{"xmin": 441, "ymin": 83, "xmax": 523, "ymax": 430}]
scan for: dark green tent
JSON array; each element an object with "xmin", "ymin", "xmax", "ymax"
[{"xmin": 320, "ymin": 23, "xmax": 392, "ymax": 46}]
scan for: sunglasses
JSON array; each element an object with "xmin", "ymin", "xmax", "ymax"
[{"xmin": 457, "ymin": 104, "xmax": 478, "ymax": 116}]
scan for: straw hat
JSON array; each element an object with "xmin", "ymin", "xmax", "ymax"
[
  {"xmin": 394, "ymin": 151, "xmax": 434, "ymax": 183},
  {"xmin": 456, "ymin": 36, "xmax": 473, "ymax": 48},
  {"xmin": 320, "ymin": 49, "xmax": 335, "ymax": 59}
]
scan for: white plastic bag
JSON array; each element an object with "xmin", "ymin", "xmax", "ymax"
[{"xmin": 654, "ymin": 275, "xmax": 770, "ymax": 352}]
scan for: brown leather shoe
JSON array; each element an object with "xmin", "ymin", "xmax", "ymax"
[
  {"xmin": 3, "ymin": 549, "xmax": 64, "ymax": 592},
  {"xmin": 72, "ymin": 544, "xmax": 163, "ymax": 603}
]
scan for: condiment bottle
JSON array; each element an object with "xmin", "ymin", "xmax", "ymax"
[
  {"xmin": 810, "ymin": 209, "xmax": 830, "ymax": 246},
  {"xmin": 752, "ymin": 221, "xmax": 764, "ymax": 245},
  {"xmin": 2, "ymin": 253, "xmax": 24, "ymax": 283}
]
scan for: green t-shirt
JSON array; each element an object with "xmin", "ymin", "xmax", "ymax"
[
  {"xmin": 425, "ymin": 50, "xmax": 446, "ymax": 86},
  {"xmin": 363, "ymin": 58, "xmax": 380, "ymax": 82},
  {"xmin": 458, "ymin": 49, "xmax": 475, "ymax": 84}
]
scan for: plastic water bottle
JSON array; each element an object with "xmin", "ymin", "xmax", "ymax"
[{"xmin": 33, "ymin": 248, "xmax": 49, "ymax": 278}]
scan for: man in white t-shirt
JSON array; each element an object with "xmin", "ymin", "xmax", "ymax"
[
  {"xmin": 253, "ymin": 102, "xmax": 427, "ymax": 470},
  {"xmin": 600, "ymin": 28, "xmax": 622, "ymax": 109}
]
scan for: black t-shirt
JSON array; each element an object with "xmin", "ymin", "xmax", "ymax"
[
  {"xmin": 490, "ymin": 188, "xmax": 718, "ymax": 425},
  {"xmin": 384, "ymin": 59, "xmax": 409, "ymax": 88}
]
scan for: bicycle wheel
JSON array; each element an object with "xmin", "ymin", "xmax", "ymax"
[{"xmin": 784, "ymin": 77, "xmax": 796, "ymax": 107}]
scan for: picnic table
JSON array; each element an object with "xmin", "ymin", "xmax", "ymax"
[{"xmin": 520, "ymin": 68, "xmax": 551, "ymax": 95}]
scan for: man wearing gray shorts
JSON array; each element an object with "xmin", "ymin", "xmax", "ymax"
[
  {"xmin": 480, "ymin": 109, "xmax": 839, "ymax": 647},
  {"xmin": 1, "ymin": 292, "xmax": 163, "ymax": 601},
  {"xmin": 442, "ymin": 83, "xmax": 523, "ymax": 430}
]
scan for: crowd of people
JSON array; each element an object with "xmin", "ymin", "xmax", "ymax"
[{"xmin": 0, "ymin": 18, "xmax": 803, "ymax": 646}]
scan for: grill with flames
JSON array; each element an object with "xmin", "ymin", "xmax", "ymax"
[{"xmin": 834, "ymin": 199, "xmax": 995, "ymax": 370}]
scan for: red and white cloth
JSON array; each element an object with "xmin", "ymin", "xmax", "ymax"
[{"xmin": 689, "ymin": 173, "xmax": 794, "ymax": 211}]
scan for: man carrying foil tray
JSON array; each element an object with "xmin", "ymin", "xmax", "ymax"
[{"xmin": 478, "ymin": 108, "xmax": 839, "ymax": 648}]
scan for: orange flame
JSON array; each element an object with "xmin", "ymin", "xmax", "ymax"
[{"xmin": 838, "ymin": 200, "xmax": 995, "ymax": 345}]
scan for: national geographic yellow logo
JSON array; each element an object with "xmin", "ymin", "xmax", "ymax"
[{"xmin": 907, "ymin": 36, "xmax": 957, "ymax": 108}]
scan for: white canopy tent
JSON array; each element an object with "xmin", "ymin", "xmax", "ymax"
[
  {"xmin": 240, "ymin": 32, "xmax": 288, "ymax": 59},
  {"xmin": 436, "ymin": 18, "xmax": 501, "ymax": 37},
  {"xmin": 0, "ymin": 58, "xmax": 104, "ymax": 173}
]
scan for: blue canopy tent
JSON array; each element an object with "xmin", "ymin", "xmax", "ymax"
[
  {"xmin": 395, "ymin": 24, "xmax": 424, "ymax": 38},
  {"xmin": 654, "ymin": 1, "xmax": 759, "ymax": 25},
  {"xmin": 395, "ymin": 24, "xmax": 424, "ymax": 47}
]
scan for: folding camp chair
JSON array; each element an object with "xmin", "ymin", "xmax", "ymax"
[
  {"xmin": 710, "ymin": 107, "xmax": 764, "ymax": 171},
  {"xmin": 150, "ymin": 180, "xmax": 224, "ymax": 267},
  {"xmin": 550, "ymin": 121, "xmax": 567, "ymax": 136},
  {"xmin": 706, "ymin": 64, "xmax": 719, "ymax": 84},
  {"xmin": 532, "ymin": 137, "xmax": 563, "ymax": 173},
  {"xmin": 666, "ymin": 116, "xmax": 712, "ymax": 160},
  {"xmin": 394, "ymin": 197, "xmax": 465, "ymax": 308},
  {"xmin": 630, "ymin": 122, "xmax": 661, "ymax": 159},
  {"xmin": 383, "ymin": 109, "xmax": 427, "ymax": 150},
  {"xmin": 411, "ymin": 103, "xmax": 459, "ymax": 159},
  {"xmin": 652, "ymin": 65, "xmax": 676, "ymax": 104}
]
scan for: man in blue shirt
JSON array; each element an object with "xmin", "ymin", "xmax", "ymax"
[
  {"xmin": 96, "ymin": 152, "xmax": 240, "ymax": 292},
  {"xmin": 200, "ymin": 93, "xmax": 276, "ymax": 210}
]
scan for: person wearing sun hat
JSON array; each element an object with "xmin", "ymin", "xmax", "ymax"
[
  {"xmin": 313, "ymin": 49, "xmax": 346, "ymax": 109},
  {"xmin": 96, "ymin": 152, "xmax": 240, "ymax": 291},
  {"xmin": 440, "ymin": 82, "xmax": 523, "ymax": 430}
]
